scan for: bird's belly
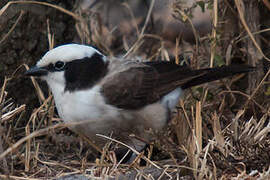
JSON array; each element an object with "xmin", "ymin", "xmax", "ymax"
[
  {"xmin": 59, "ymin": 89, "xmax": 120, "ymax": 129},
  {"xmin": 54, "ymin": 87, "xmax": 169, "ymax": 148}
]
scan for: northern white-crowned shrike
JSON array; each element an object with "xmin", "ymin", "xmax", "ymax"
[{"xmin": 25, "ymin": 44, "xmax": 255, "ymax": 157}]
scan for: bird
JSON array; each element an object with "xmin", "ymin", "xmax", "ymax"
[{"xmin": 25, "ymin": 44, "xmax": 255, "ymax": 160}]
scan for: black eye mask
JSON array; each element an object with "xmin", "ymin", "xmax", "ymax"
[{"xmin": 63, "ymin": 52, "xmax": 108, "ymax": 92}]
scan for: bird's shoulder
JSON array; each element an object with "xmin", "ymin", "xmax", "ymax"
[{"xmin": 99, "ymin": 58, "xmax": 188, "ymax": 109}]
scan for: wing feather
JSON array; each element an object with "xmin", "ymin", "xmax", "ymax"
[
  {"xmin": 101, "ymin": 60, "xmax": 254, "ymax": 109},
  {"xmin": 101, "ymin": 61, "xmax": 193, "ymax": 109}
]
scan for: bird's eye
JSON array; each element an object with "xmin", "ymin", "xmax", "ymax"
[{"xmin": 54, "ymin": 61, "xmax": 65, "ymax": 70}]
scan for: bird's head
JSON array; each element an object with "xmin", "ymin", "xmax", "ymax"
[{"xmin": 25, "ymin": 44, "xmax": 108, "ymax": 91}]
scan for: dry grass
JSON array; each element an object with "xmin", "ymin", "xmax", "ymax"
[{"xmin": 1, "ymin": 0, "xmax": 270, "ymax": 179}]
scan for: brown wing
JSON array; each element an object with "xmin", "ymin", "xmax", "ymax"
[
  {"xmin": 100, "ymin": 61, "xmax": 205, "ymax": 109},
  {"xmin": 101, "ymin": 60, "xmax": 255, "ymax": 109}
]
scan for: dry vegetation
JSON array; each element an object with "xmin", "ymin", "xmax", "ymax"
[{"xmin": 1, "ymin": 0, "xmax": 270, "ymax": 179}]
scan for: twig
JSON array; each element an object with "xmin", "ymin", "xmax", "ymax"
[
  {"xmin": 96, "ymin": 134, "xmax": 161, "ymax": 170},
  {"xmin": 0, "ymin": 1, "xmax": 82, "ymax": 21},
  {"xmin": 262, "ymin": 0, "xmax": 270, "ymax": 11},
  {"xmin": 235, "ymin": 0, "xmax": 270, "ymax": 61},
  {"xmin": 23, "ymin": 64, "xmax": 45, "ymax": 104},
  {"xmin": 1, "ymin": 104, "xmax": 25, "ymax": 122},
  {"xmin": 0, "ymin": 123, "xmax": 66, "ymax": 160},
  {"xmin": 210, "ymin": 0, "xmax": 218, "ymax": 68},
  {"xmin": 140, "ymin": 0, "xmax": 155, "ymax": 37},
  {"xmin": 123, "ymin": 0, "xmax": 155, "ymax": 58},
  {"xmin": 0, "ymin": 10, "xmax": 24, "ymax": 45},
  {"xmin": 243, "ymin": 69, "xmax": 270, "ymax": 108}
]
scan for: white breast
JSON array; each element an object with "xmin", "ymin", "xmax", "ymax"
[{"xmin": 54, "ymin": 85, "xmax": 119, "ymax": 123}]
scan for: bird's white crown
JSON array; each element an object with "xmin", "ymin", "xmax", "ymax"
[{"xmin": 37, "ymin": 44, "xmax": 105, "ymax": 67}]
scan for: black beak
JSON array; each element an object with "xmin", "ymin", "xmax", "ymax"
[{"xmin": 25, "ymin": 66, "xmax": 48, "ymax": 77}]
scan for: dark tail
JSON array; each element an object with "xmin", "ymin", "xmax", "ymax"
[{"xmin": 181, "ymin": 65, "xmax": 256, "ymax": 89}]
